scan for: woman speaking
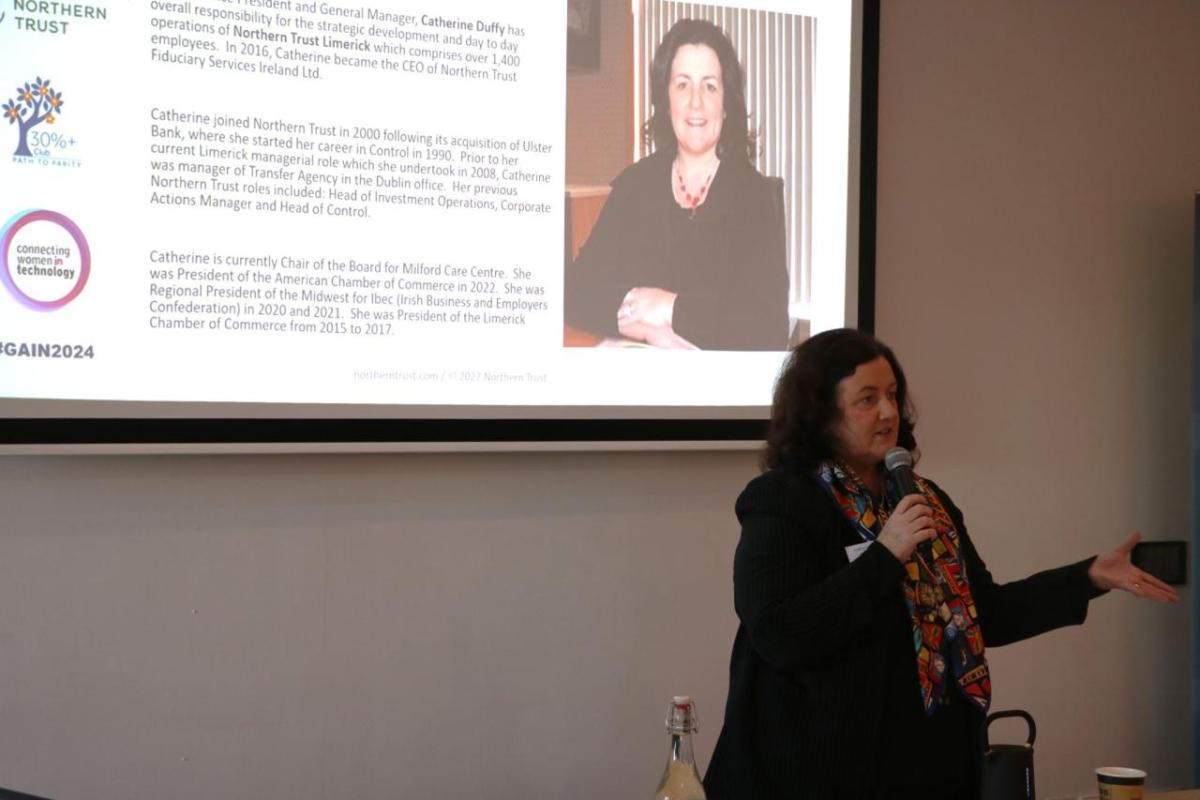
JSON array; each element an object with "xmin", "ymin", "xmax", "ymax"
[
  {"xmin": 564, "ymin": 19, "xmax": 789, "ymax": 351},
  {"xmin": 703, "ymin": 328, "xmax": 1178, "ymax": 799}
]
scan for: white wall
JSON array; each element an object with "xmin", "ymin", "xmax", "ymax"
[
  {"xmin": 0, "ymin": 451, "xmax": 755, "ymax": 798},
  {"xmin": 1, "ymin": 2, "xmax": 1199, "ymax": 798},
  {"xmin": 875, "ymin": 1, "xmax": 1200, "ymax": 796}
]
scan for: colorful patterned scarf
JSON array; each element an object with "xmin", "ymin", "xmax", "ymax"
[{"xmin": 815, "ymin": 461, "xmax": 992, "ymax": 716}]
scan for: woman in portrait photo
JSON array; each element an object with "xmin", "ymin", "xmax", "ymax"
[{"xmin": 564, "ymin": 18, "xmax": 789, "ymax": 351}]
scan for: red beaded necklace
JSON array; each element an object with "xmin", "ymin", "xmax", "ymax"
[{"xmin": 674, "ymin": 158, "xmax": 717, "ymax": 218}]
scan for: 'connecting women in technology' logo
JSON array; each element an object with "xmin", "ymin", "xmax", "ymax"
[{"xmin": 0, "ymin": 209, "xmax": 91, "ymax": 310}]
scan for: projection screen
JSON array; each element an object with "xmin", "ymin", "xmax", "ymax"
[{"xmin": 0, "ymin": 0, "xmax": 878, "ymax": 450}]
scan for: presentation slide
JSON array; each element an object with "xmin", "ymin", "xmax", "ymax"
[{"xmin": 0, "ymin": 0, "xmax": 865, "ymax": 427}]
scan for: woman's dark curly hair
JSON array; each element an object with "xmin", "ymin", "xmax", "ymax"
[
  {"xmin": 643, "ymin": 18, "xmax": 755, "ymax": 163},
  {"xmin": 762, "ymin": 328, "xmax": 918, "ymax": 472}
]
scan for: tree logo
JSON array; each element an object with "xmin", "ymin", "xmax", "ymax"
[{"xmin": 3, "ymin": 76, "xmax": 72, "ymax": 160}]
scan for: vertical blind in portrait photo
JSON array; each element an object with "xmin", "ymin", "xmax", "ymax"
[{"xmin": 563, "ymin": 4, "xmax": 814, "ymax": 351}]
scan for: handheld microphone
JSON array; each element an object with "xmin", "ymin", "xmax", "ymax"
[
  {"xmin": 885, "ymin": 446, "xmax": 933, "ymax": 563},
  {"xmin": 884, "ymin": 447, "xmax": 921, "ymax": 498}
]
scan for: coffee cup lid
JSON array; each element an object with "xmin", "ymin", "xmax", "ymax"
[{"xmin": 1096, "ymin": 767, "xmax": 1146, "ymax": 785}]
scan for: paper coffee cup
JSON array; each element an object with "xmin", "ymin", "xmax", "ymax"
[{"xmin": 1096, "ymin": 767, "xmax": 1146, "ymax": 800}]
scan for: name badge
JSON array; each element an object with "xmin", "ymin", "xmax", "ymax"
[{"xmin": 844, "ymin": 541, "xmax": 871, "ymax": 563}]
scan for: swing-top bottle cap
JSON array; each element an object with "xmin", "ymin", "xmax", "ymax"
[{"xmin": 666, "ymin": 695, "xmax": 699, "ymax": 734}]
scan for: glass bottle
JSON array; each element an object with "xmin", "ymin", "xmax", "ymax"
[{"xmin": 654, "ymin": 695, "xmax": 706, "ymax": 800}]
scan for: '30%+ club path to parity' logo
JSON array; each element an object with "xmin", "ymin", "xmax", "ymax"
[{"xmin": 3, "ymin": 76, "xmax": 80, "ymax": 165}]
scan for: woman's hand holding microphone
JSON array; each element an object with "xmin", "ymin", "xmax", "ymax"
[{"xmin": 877, "ymin": 494, "xmax": 937, "ymax": 562}]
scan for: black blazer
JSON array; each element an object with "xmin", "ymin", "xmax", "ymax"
[
  {"xmin": 704, "ymin": 464, "xmax": 1100, "ymax": 799},
  {"xmin": 565, "ymin": 150, "xmax": 789, "ymax": 350}
]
